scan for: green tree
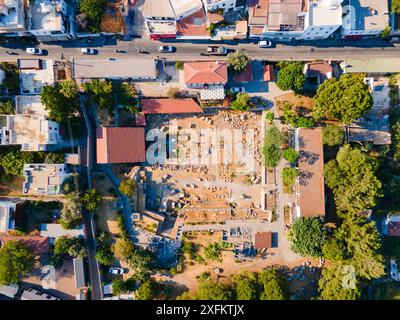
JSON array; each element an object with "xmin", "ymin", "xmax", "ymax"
[
  {"xmin": 128, "ymin": 248, "xmax": 154, "ymax": 281},
  {"xmin": 322, "ymin": 124, "xmax": 344, "ymax": 146},
  {"xmin": 0, "ymin": 149, "xmax": 35, "ymax": 176},
  {"xmin": 394, "ymin": 0, "xmax": 400, "ymax": 14},
  {"xmin": 0, "ymin": 100, "xmax": 14, "ymax": 114},
  {"xmin": 82, "ymin": 188, "xmax": 102, "ymax": 212},
  {"xmin": 44, "ymin": 152, "xmax": 65, "ymax": 164},
  {"xmin": 1, "ymin": 62, "xmax": 19, "ymax": 94},
  {"xmin": 287, "ymin": 217, "xmax": 327, "ymax": 257},
  {"xmin": 96, "ymin": 244, "xmax": 114, "ymax": 266},
  {"xmin": 227, "ymin": 51, "xmax": 250, "ymax": 73},
  {"xmin": 314, "ymin": 74, "xmax": 373, "ymax": 124},
  {"xmin": 276, "ymin": 62, "xmax": 305, "ymax": 93},
  {"xmin": 231, "ymin": 272, "xmax": 259, "ymax": 300},
  {"xmin": 54, "ymin": 236, "xmax": 86, "ymax": 258},
  {"xmin": 79, "ymin": 0, "xmax": 108, "ymax": 32},
  {"xmin": 119, "ymin": 179, "xmax": 137, "ymax": 197},
  {"xmin": 282, "ymin": 148, "xmax": 299, "ymax": 163},
  {"xmin": 60, "ymin": 196, "xmax": 82, "ymax": 229},
  {"xmin": 336, "ymin": 215, "xmax": 385, "ymax": 280},
  {"xmin": 40, "ymin": 83, "xmax": 79, "ymax": 122},
  {"xmin": 0, "ymin": 241, "xmax": 35, "ymax": 285},
  {"xmin": 297, "ymin": 117, "xmax": 314, "ymax": 128},
  {"xmin": 318, "ymin": 264, "xmax": 361, "ymax": 300},
  {"xmin": 322, "ymin": 238, "xmax": 348, "ymax": 262},
  {"xmin": 136, "ymin": 279, "xmax": 157, "ymax": 300},
  {"xmin": 263, "ymin": 125, "xmax": 283, "ymax": 167},
  {"xmin": 113, "ymin": 238, "xmax": 134, "ymax": 262},
  {"xmin": 381, "ymin": 25, "xmax": 391, "ymax": 39},
  {"xmin": 265, "ymin": 111, "xmax": 274, "ymax": 123},
  {"xmin": 175, "ymin": 61, "xmax": 184, "ymax": 70},
  {"xmin": 281, "ymin": 167, "xmax": 299, "ymax": 190},
  {"xmin": 83, "ymin": 79, "xmax": 113, "ymax": 109},
  {"xmin": 197, "ymin": 273, "xmax": 233, "ymax": 300},
  {"xmin": 230, "ymin": 93, "xmax": 252, "ymax": 112},
  {"xmin": 258, "ymin": 268, "xmax": 290, "ymax": 300},
  {"xmin": 59, "ymin": 80, "xmax": 78, "ymax": 99},
  {"xmin": 324, "ymin": 144, "xmax": 382, "ymax": 215},
  {"xmin": 204, "ymin": 242, "xmax": 224, "ymax": 261},
  {"xmin": 111, "ymin": 279, "xmax": 125, "ymax": 297}
]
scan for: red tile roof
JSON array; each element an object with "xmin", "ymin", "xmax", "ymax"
[
  {"xmin": 208, "ymin": 12, "xmax": 224, "ymax": 24},
  {"xmin": 233, "ymin": 63, "xmax": 253, "ymax": 83},
  {"xmin": 141, "ymin": 99, "xmax": 203, "ymax": 114},
  {"xmin": 264, "ymin": 64, "xmax": 275, "ymax": 81},
  {"xmin": 298, "ymin": 128, "xmax": 325, "ymax": 217},
  {"xmin": 254, "ymin": 232, "xmax": 272, "ymax": 249},
  {"xmin": 135, "ymin": 112, "xmax": 146, "ymax": 126},
  {"xmin": 96, "ymin": 127, "xmax": 146, "ymax": 164},
  {"xmin": 177, "ymin": 9, "xmax": 208, "ymax": 37},
  {"xmin": 0, "ymin": 236, "xmax": 49, "ymax": 255},
  {"xmin": 184, "ymin": 61, "xmax": 228, "ymax": 85}
]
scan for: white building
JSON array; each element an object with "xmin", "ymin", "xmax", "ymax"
[
  {"xmin": 0, "ymin": 201, "xmax": 20, "ymax": 234},
  {"xmin": 0, "ymin": 0, "xmax": 26, "ymax": 35},
  {"xmin": 341, "ymin": 0, "xmax": 389, "ymax": 39},
  {"xmin": 23, "ymin": 163, "xmax": 71, "ymax": 195},
  {"xmin": 0, "ymin": 0, "xmax": 75, "ymax": 40},
  {"xmin": 18, "ymin": 59, "xmax": 55, "ymax": 95},
  {"xmin": 248, "ymin": 0, "xmax": 343, "ymax": 41},
  {"xmin": 202, "ymin": 0, "xmax": 244, "ymax": 13}
]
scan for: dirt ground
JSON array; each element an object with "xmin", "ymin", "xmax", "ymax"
[
  {"xmin": 145, "ymin": 110, "xmax": 267, "ymax": 222},
  {"xmin": 275, "ymin": 92, "xmax": 315, "ymax": 117},
  {"xmin": 0, "ymin": 176, "xmax": 24, "ymax": 196}
]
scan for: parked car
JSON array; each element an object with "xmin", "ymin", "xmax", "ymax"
[
  {"xmin": 207, "ymin": 46, "xmax": 228, "ymax": 55},
  {"xmin": 81, "ymin": 48, "xmax": 96, "ymax": 55},
  {"xmin": 26, "ymin": 47, "xmax": 43, "ymax": 55},
  {"xmin": 258, "ymin": 40, "xmax": 273, "ymax": 48},
  {"xmin": 158, "ymin": 45, "xmax": 174, "ymax": 53},
  {"xmin": 109, "ymin": 267, "xmax": 124, "ymax": 275},
  {"xmin": 230, "ymin": 87, "xmax": 246, "ymax": 94}
]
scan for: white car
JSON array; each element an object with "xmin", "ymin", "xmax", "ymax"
[
  {"xmin": 158, "ymin": 45, "xmax": 174, "ymax": 53},
  {"xmin": 230, "ymin": 87, "xmax": 245, "ymax": 94},
  {"xmin": 26, "ymin": 48, "xmax": 43, "ymax": 55},
  {"xmin": 258, "ymin": 40, "xmax": 273, "ymax": 48},
  {"xmin": 81, "ymin": 48, "xmax": 96, "ymax": 55},
  {"xmin": 109, "ymin": 267, "xmax": 124, "ymax": 275}
]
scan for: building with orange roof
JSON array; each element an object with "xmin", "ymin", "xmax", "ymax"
[
  {"xmin": 96, "ymin": 127, "xmax": 146, "ymax": 164},
  {"xmin": 141, "ymin": 99, "xmax": 204, "ymax": 114},
  {"xmin": 184, "ymin": 61, "xmax": 228, "ymax": 88},
  {"xmin": 177, "ymin": 8, "xmax": 209, "ymax": 39}
]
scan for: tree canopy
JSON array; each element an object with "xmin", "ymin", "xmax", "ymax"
[
  {"xmin": 197, "ymin": 273, "xmax": 234, "ymax": 300},
  {"xmin": 82, "ymin": 188, "xmax": 102, "ymax": 212},
  {"xmin": 0, "ymin": 241, "xmax": 35, "ymax": 285},
  {"xmin": 281, "ymin": 167, "xmax": 299, "ymax": 190},
  {"xmin": 318, "ymin": 264, "xmax": 361, "ymax": 300},
  {"xmin": 322, "ymin": 124, "xmax": 345, "ymax": 147},
  {"xmin": 282, "ymin": 148, "xmax": 299, "ymax": 163},
  {"xmin": 230, "ymin": 93, "xmax": 252, "ymax": 112},
  {"xmin": 394, "ymin": 0, "xmax": 400, "ymax": 14},
  {"xmin": 336, "ymin": 215, "xmax": 385, "ymax": 280},
  {"xmin": 119, "ymin": 179, "xmax": 137, "ymax": 197},
  {"xmin": 227, "ymin": 51, "xmax": 250, "ymax": 73},
  {"xmin": 258, "ymin": 268, "xmax": 290, "ymax": 300},
  {"xmin": 263, "ymin": 125, "xmax": 283, "ymax": 167},
  {"xmin": 113, "ymin": 238, "xmax": 135, "ymax": 262},
  {"xmin": 0, "ymin": 100, "xmax": 14, "ymax": 114},
  {"xmin": 40, "ymin": 81, "xmax": 79, "ymax": 123},
  {"xmin": 54, "ymin": 236, "xmax": 86, "ymax": 258},
  {"xmin": 79, "ymin": 0, "xmax": 108, "ymax": 32},
  {"xmin": 287, "ymin": 217, "xmax": 328, "ymax": 257},
  {"xmin": 230, "ymin": 272, "xmax": 258, "ymax": 300},
  {"xmin": 276, "ymin": 62, "xmax": 305, "ymax": 93},
  {"xmin": 60, "ymin": 195, "xmax": 82, "ymax": 229},
  {"xmin": 313, "ymin": 74, "xmax": 373, "ymax": 124},
  {"xmin": 324, "ymin": 144, "xmax": 382, "ymax": 215},
  {"xmin": 83, "ymin": 79, "xmax": 113, "ymax": 109}
]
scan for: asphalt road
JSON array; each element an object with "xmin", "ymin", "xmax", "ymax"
[{"xmin": 1, "ymin": 37, "xmax": 400, "ymax": 62}]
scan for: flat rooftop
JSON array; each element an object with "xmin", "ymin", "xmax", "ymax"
[
  {"xmin": 18, "ymin": 59, "xmax": 54, "ymax": 94},
  {"xmin": 15, "ymin": 95, "xmax": 48, "ymax": 117},
  {"xmin": 347, "ymin": 0, "xmax": 389, "ymax": 31},
  {"xmin": 72, "ymin": 58, "xmax": 157, "ymax": 80},
  {"xmin": 265, "ymin": 0, "xmax": 306, "ymax": 32},
  {"xmin": 343, "ymin": 58, "xmax": 400, "ymax": 73},
  {"xmin": 309, "ymin": 0, "xmax": 343, "ymax": 27},
  {"xmin": 30, "ymin": 1, "xmax": 62, "ymax": 31},
  {"xmin": 0, "ymin": 0, "xmax": 25, "ymax": 31}
]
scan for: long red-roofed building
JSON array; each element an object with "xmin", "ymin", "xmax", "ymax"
[
  {"xmin": 141, "ymin": 98, "xmax": 204, "ymax": 114},
  {"xmin": 96, "ymin": 127, "xmax": 146, "ymax": 164},
  {"xmin": 0, "ymin": 236, "xmax": 49, "ymax": 255}
]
